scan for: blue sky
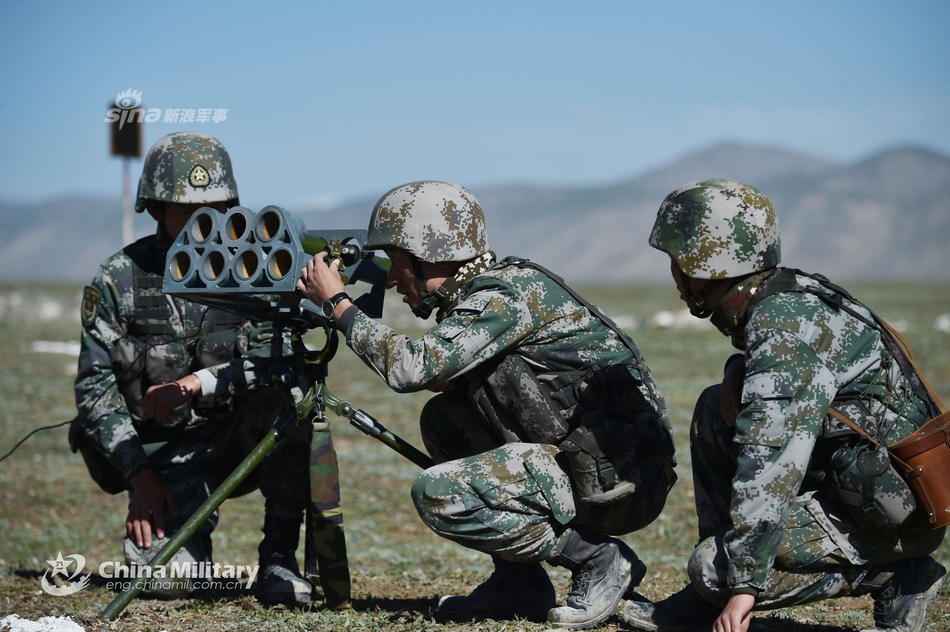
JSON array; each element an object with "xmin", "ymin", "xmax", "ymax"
[{"xmin": 1, "ymin": 0, "xmax": 948, "ymax": 210}]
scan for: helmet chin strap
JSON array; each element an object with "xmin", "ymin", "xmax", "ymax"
[
  {"xmin": 409, "ymin": 252, "xmax": 496, "ymax": 320},
  {"xmin": 676, "ymin": 266, "xmax": 722, "ymax": 319},
  {"xmin": 410, "ymin": 257, "xmax": 443, "ymax": 320}
]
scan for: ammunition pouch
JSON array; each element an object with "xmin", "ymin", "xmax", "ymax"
[
  {"xmin": 560, "ymin": 410, "xmax": 642, "ymax": 504},
  {"xmin": 69, "ymin": 416, "xmax": 127, "ymax": 495},
  {"xmin": 469, "ymin": 356, "xmax": 673, "ymax": 505},
  {"xmin": 467, "ymin": 354, "xmax": 574, "ymax": 445},
  {"xmin": 827, "ymin": 436, "xmax": 916, "ymax": 532}
]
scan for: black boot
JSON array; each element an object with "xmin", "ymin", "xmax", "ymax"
[
  {"xmin": 547, "ymin": 529, "xmax": 646, "ymax": 629},
  {"xmin": 617, "ymin": 583, "xmax": 720, "ymax": 631},
  {"xmin": 434, "ymin": 556, "xmax": 556, "ymax": 622},
  {"xmin": 257, "ymin": 513, "xmax": 312, "ymax": 606},
  {"xmin": 860, "ymin": 555, "xmax": 946, "ymax": 632}
]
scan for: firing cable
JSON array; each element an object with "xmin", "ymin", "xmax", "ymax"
[{"xmin": 0, "ymin": 308, "xmax": 212, "ymax": 465}]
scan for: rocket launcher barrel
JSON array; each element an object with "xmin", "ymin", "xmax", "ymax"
[{"xmin": 164, "ymin": 205, "xmax": 390, "ymax": 324}]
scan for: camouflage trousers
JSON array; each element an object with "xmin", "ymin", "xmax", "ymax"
[
  {"xmin": 411, "ymin": 391, "xmax": 674, "ymax": 562},
  {"xmin": 123, "ymin": 387, "xmax": 314, "ymax": 567},
  {"xmin": 687, "ymin": 384, "xmax": 944, "ymax": 608}
]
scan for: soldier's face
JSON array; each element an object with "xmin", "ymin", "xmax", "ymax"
[{"xmin": 384, "ymin": 249, "xmax": 423, "ymax": 309}]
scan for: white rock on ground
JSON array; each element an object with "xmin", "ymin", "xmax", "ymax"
[{"xmin": 0, "ymin": 615, "xmax": 86, "ymax": 632}]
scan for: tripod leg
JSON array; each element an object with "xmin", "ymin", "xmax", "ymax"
[
  {"xmin": 305, "ymin": 420, "xmax": 351, "ymax": 609},
  {"xmin": 101, "ymin": 425, "xmax": 285, "ymax": 620}
]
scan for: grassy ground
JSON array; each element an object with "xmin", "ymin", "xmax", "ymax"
[{"xmin": 0, "ymin": 281, "xmax": 948, "ymax": 631}]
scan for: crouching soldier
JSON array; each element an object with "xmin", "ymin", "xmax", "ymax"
[
  {"xmin": 297, "ymin": 181, "xmax": 677, "ymax": 628},
  {"xmin": 72, "ymin": 132, "xmax": 327, "ymax": 606},
  {"xmin": 621, "ymin": 179, "xmax": 946, "ymax": 632}
]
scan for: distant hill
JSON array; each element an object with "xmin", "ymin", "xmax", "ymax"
[{"xmin": 2, "ymin": 143, "xmax": 948, "ymax": 282}]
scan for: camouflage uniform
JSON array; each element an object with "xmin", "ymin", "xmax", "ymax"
[
  {"xmin": 71, "ymin": 132, "xmax": 312, "ymax": 586},
  {"xmin": 73, "ymin": 235, "xmax": 310, "ymax": 564},
  {"xmin": 647, "ymin": 180, "xmax": 946, "ymax": 610},
  {"xmin": 687, "ymin": 269, "xmax": 944, "ymax": 607},
  {"xmin": 323, "ymin": 180, "xmax": 677, "ymax": 627},
  {"xmin": 343, "ymin": 258, "xmax": 675, "ymax": 560}
]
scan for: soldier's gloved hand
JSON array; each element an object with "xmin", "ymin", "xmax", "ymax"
[
  {"xmin": 720, "ymin": 354, "xmax": 746, "ymax": 427},
  {"xmin": 297, "ymin": 252, "xmax": 346, "ymax": 303},
  {"xmin": 144, "ymin": 375, "xmax": 201, "ymax": 424},
  {"xmin": 127, "ymin": 468, "xmax": 179, "ymax": 549}
]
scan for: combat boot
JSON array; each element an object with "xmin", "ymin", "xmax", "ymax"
[
  {"xmin": 256, "ymin": 513, "xmax": 312, "ymax": 606},
  {"xmin": 860, "ymin": 555, "xmax": 946, "ymax": 632},
  {"xmin": 434, "ymin": 557, "xmax": 556, "ymax": 622},
  {"xmin": 617, "ymin": 583, "xmax": 720, "ymax": 631},
  {"xmin": 547, "ymin": 529, "xmax": 647, "ymax": 629}
]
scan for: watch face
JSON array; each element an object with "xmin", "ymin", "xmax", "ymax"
[{"xmin": 322, "ymin": 299, "xmax": 335, "ymax": 319}]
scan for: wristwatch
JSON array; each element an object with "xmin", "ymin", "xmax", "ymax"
[{"xmin": 321, "ymin": 292, "xmax": 351, "ymax": 321}]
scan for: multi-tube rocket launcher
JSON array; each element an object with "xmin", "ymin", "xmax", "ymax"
[{"xmin": 162, "ymin": 204, "xmax": 389, "ymax": 323}]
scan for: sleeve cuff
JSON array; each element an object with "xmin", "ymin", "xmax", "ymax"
[
  {"xmin": 731, "ymin": 585, "xmax": 760, "ymax": 598},
  {"xmin": 194, "ymin": 368, "xmax": 221, "ymax": 397},
  {"xmin": 107, "ymin": 436, "xmax": 151, "ymax": 482},
  {"xmin": 337, "ymin": 304, "xmax": 360, "ymax": 334}
]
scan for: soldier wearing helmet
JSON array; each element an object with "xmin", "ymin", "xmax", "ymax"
[
  {"xmin": 72, "ymin": 132, "xmax": 319, "ymax": 606},
  {"xmin": 298, "ymin": 181, "xmax": 676, "ymax": 629},
  {"xmin": 619, "ymin": 180, "xmax": 946, "ymax": 632}
]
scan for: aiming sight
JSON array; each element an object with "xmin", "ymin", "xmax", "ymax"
[{"xmin": 163, "ymin": 204, "xmax": 389, "ymax": 323}]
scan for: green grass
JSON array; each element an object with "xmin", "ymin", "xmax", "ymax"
[{"xmin": 1, "ymin": 281, "xmax": 948, "ymax": 631}]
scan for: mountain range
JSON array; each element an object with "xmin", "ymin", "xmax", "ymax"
[{"xmin": 2, "ymin": 142, "xmax": 947, "ymax": 282}]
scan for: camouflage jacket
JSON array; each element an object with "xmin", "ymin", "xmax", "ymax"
[
  {"xmin": 74, "ymin": 232, "xmax": 273, "ymax": 482},
  {"xmin": 343, "ymin": 256, "xmax": 664, "ymax": 413},
  {"xmin": 712, "ymin": 268, "xmax": 934, "ymax": 592}
]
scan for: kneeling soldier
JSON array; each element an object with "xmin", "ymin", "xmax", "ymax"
[
  {"xmin": 621, "ymin": 179, "xmax": 946, "ymax": 632},
  {"xmin": 298, "ymin": 181, "xmax": 677, "ymax": 628}
]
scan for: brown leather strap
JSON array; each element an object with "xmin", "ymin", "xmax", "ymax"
[
  {"xmin": 829, "ymin": 408, "xmax": 913, "ymax": 471},
  {"xmin": 879, "ymin": 318, "xmax": 947, "ymax": 413}
]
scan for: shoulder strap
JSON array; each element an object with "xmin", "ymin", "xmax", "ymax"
[
  {"xmin": 793, "ymin": 270, "xmax": 946, "ymax": 416},
  {"xmin": 128, "ymin": 268, "xmax": 174, "ymax": 337},
  {"xmin": 503, "ymin": 258, "xmax": 645, "ymax": 363},
  {"xmin": 510, "ymin": 257, "xmax": 671, "ymax": 426},
  {"xmin": 760, "ymin": 269, "xmax": 945, "ymax": 417}
]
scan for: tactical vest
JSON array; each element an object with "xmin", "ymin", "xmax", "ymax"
[
  {"xmin": 747, "ymin": 267, "xmax": 926, "ymax": 530},
  {"xmin": 462, "ymin": 258, "xmax": 675, "ymax": 504},
  {"xmin": 110, "ymin": 237, "xmax": 242, "ymax": 425}
]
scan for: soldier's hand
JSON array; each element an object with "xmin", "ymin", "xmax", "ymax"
[
  {"xmin": 297, "ymin": 252, "xmax": 346, "ymax": 303},
  {"xmin": 720, "ymin": 354, "xmax": 746, "ymax": 427},
  {"xmin": 127, "ymin": 468, "xmax": 179, "ymax": 549},
  {"xmin": 144, "ymin": 375, "xmax": 201, "ymax": 424},
  {"xmin": 714, "ymin": 593, "xmax": 754, "ymax": 632}
]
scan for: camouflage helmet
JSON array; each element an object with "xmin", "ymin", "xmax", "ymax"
[
  {"xmin": 649, "ymin": 179, "xmax": 781, "ymax": 279},
  {"xmin": 134, "ymin": 132, "xmax": 239, "ymax": 213},
  {"xmin": 365, "ymin": 181, "xmax": 489, "ymax": 263}
]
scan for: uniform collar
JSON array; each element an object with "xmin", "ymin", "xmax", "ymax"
[
  {"xmin": 434, "ymin": 252, "xmax": 496, "ymax": 322},
  {"xmin": 709, "ymin": 268, "xmax": 777, "ymax": 349}
]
